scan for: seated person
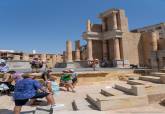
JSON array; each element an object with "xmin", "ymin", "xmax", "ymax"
[
  {"xmin": 47, "ymin": 76, "xmax": 60, "ymax": 96},
  {"xmin": 0, "ymin": 71, "xmax": 16, "ymax": 94},
  {"xmin": 13, "ymin": 73, "xmax": 64, "ymax": 114},
  {"xmin": 0, "ymin": 60, "xmax": 9, "ymax": 73},
  {"xmin": 60, "ymin": 70, "xmax": 75, "ymax": 92},
  {"xmin": 41, "ymin": 69, "xmax": 52, "ymax": 82}
]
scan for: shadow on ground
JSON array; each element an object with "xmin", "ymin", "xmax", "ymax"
[{"xmin": 0, "ymin": 109, "xmax": 35, "ymax": 114}]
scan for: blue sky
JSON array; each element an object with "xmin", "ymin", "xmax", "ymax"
[{"xmin": 0, "ymin": 0, "xmax": 165, "ymax": 54}]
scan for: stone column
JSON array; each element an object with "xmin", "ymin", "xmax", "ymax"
[
  {"xmin": 63, "ymin": 51, "xmax": 66, "ymax": 62},
  {"xmin": 22, "ymin": 53, "xmax": 29, "ymax": 61},
  {"xmin": 86, "ymin": 19, "xmax": 91, "ymax": 32},
  {"xmin": 102, "ymin": 19, "xmax": 106, "ymax": 32},
  {"xmin": 66, "ymin": 40, "xmax": 73, "ymax": 62},
  {"xmin": 114, "ymin": 38, "xmax": 121, "ymax": 60},
  {"xmin": 102, "ymin": 40, "xmax": 108, "ymax": 60},
  {"xmin": 150, "ymin": 31, "xmax": 158, "ymax": 51},
  {"xmin": 41, "ymin": 54, "xmax": 47, "ymax": 62},
  {"xmin": 112, "ymin": 12, "xmax": 118, "ymax": 30},
  {"xmin": 87, "ymin": 39, "xmax": 93, "ymax": 60},
  {"xmin": 75, "ymin": 40, "xmax": 81, "ymax": 61},
  {"xmin": 52, "ymin": 55, "xmax": 57, "ymax": 67}
]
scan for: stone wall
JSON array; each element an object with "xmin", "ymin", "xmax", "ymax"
[
  {"xmin": 122, "ymin": 32, "xmax": 142, "ymax": 65},
  {"xmin": 91, "ymin": 24, "xmax": 102, "ymax": 32},
  {"xmin": 158, "ymin": 38, "xmax": 165, "ymax": 50},
  {"xmin": 92, "ymin": 40, "xmax": 103, "ymax": 60}
]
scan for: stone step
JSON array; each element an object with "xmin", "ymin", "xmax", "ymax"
[
  {"xmin": 127, "ymin": 80, "xmax": 155, "ymax": 86},
  {"xmin": 101, "ymin": 88, "xmax": 125, "ymax": 96},
  {"xmin": 72, "ymin": 98, "xmax": 97, "ymax": 111},
  {"xmin": 86, "ymin": 93, "xmax": 107, "ymax": 110},
  {"xmin": 150, "ymin": 72, "xmax": 165, "ymax": 77},
  {"xmin": 139, "ymin": 76, "xmax": 160, "ymax": 83},
  {"xmin": 23, "ymin": 111, "xmax": 35, "ymax": 114},
  {"xmin": 35, "ymin": 106, "xmax": 52, "ymax": 114},
  {"xmin": 52, "ymin": 110, "xmax": 107, "ymax": 114},
  {"xmin": 87, "ymin": 93, "xmax": 148, "ymax": 111},
  {"xmin": 114, "ymin": 83, "xmax": 132, "ymax": 94}
]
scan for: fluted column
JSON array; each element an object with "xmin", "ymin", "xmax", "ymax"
[
  {"xmin": 87, "ymin": 39, "xmax": 93, "ymax": 60},
  {"xmin": 66, "ymin": 40, "xmax": 73, "ymax": 62},
  {"xmin": 114, "ymin": 38, "xmax": 121, "ymax": 60},
  {"xmin": 75, "ymin": 40, "xmax": 81, "ymax": 61},
  {"xmin": 112, "ymin": 12, "xmax": 118, "ymax": 30}
]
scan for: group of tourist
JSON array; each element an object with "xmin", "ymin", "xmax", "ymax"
[
  {"xmin": 60, "ymin": 69, "xmax": 78, "ymax": 92},
  {"xmin": 0, "ymin": 58, "xmax": 78, "ymax": 114}
]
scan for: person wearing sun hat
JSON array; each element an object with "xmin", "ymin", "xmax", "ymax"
[{"xmin": 69, "ymin": 69, "xmax": 78, "ymax": 88}]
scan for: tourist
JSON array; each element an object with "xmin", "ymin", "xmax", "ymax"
[
  {"xmin": 69, "ymin": 69, "xmax": 78, "ymax": 88},
  {"xmin": 12, "ymin": 72, "xmax": 23, "ymax": 83},
  {"xmin": 0, "ymin": 70, "xmax": 16, "ymax": 94},
  {"xmin": 30, "ymin": 58, "xmax": 43, "ymax": 73},
  {"xmin": 91, "ymin": 59, "xmax": 99, "ymax": 71},
  {"xmin": 47, "ymin": 75, "xmax": 60, "ymax": 96},
  {"xmin": 41, "ymin": 69, "xmax": 52, "ymax": 82},
  {"xmin": 60, "ymin": 70, "xmax": 75, "ymax": 92},
  {"xmin": 0, "ymin": 59, "xmax": 9, "ymax": 73},
  {"xmin": 13, "ymin": 73, "xmax": 64, "ymax": 114}
]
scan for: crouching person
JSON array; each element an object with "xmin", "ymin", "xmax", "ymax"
[{"xmin": 13, "ymin": 73, "xmax": 64, "ymax": 114}]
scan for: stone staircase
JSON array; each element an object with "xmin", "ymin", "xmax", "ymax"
[
  {"xmin": 72, "ymin": 72, "xmax": 165, "ymax": 111},
  {"xmin": 33, "ymin": 72, "xmax": 165, "ymax": 113}
]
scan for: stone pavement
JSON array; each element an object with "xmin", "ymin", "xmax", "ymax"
[{"xmin": 0, "ymin": 81, "xmax": 165, "ymax": 114}]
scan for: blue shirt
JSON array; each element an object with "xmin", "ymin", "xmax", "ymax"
[{"xmin": 13, "ymin": 78, "xmax": 42, "ymax": 100}]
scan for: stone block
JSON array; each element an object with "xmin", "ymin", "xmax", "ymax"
[
  {"xmin": 101, "ymin": 88, "xmax": 125, "ymax": 96},
  {"xmin": 160, "ymin": 76, "xmax": 165, "ymax": 84},
  {"xmin": 139, "ymin": 76, "xmax": 160, "ymax": 83},
  {"xmin": 99, "ymin": 95, "xmax": 148, "ymax": 110},
  {"xmin": 131, "ymin": 85, "xmax": 146, "ymax": 96},
  {"xmin": 114, "ymin": 83, "xmax": 132, "ymax": 94}
]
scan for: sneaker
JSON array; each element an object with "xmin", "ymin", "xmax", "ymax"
[{"xmin": 51, "ymin": 104, "xmax": 65, "ymax": 110}]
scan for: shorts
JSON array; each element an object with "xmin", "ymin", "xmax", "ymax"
[
  {"xmin": 72, "ymin": 78, "xmax": 78, "ymax": 84},
  {"xmin": 14, "ymin": 99, "xmax": 29, "ymax": 106},
  {"xmin": 14, "ymin": 92, "xmax": 49, "ymax": 106},
  {"xmin": 61, "ymin": 80, "xmax": 72, "ymax": 84}
]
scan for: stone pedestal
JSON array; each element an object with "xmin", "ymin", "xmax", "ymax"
[{"xmin": 113, "ymin": 60, "xmax": 123, "ymax": 68}]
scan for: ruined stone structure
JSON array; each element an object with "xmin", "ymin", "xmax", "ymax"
[
  {"xmin": 132, "ymin": 23, "xmax": 165, "ymax": 70},
  {"xmin": 0, "ymin": 51, "xmax": 63, "ymax": 68},
  {"xmin": 64, "ymin": 8, "xmax": 165, "ymax": 69},
  {"xmin": 132, "ymin": 22, "xmax": 165, "ymax": 38}
]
